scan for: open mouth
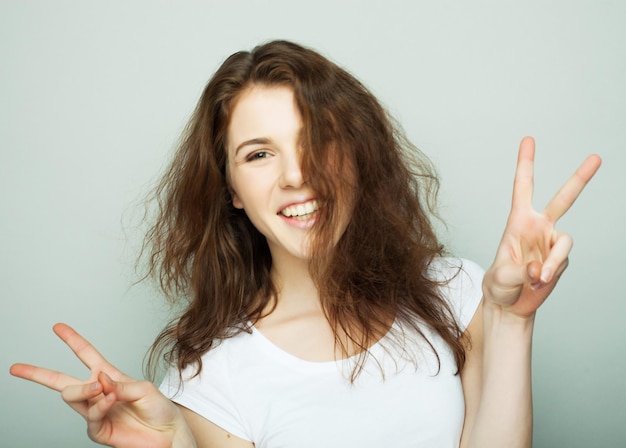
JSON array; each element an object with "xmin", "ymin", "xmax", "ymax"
[{"xmin": 279, "ymin": 200, "xmax": 320, "ymax": 221}]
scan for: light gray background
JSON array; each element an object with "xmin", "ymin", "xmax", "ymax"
[{"xmin": 1, "ymin": 1, "xmax": 624, "ymax": 447}]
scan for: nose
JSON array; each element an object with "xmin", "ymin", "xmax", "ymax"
[{"xmin": 278, "ymin": 150, "xmax": 305, "ymax": 189}]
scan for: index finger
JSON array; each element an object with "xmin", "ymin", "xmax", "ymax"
[
  {"xmin": 511, "ymin": 136, "xmax": 536, "ymax": 211},
  {"xmin": 10, "ymin": 362, "xmax": 83, "ymax": 392},
  {"xmin": 53, "ymin": 323, "xmax": 126, "ymax": 379},
  {"xmin": 544, "ymin": 154, "xmax": 602, "ymax": 222}
]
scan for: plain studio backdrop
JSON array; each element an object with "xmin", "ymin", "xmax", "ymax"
[{"xmin": 1, "ymin": 1, "xmax": 624, "ymax": 447}]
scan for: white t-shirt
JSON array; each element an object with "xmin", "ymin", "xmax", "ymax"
[{"xmin": 160, "ymin": 258, "xmax": 484, "ymax": 448}]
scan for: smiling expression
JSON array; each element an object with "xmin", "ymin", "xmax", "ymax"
[{"xmin": 227, "ymin": 85, "xmax": 325, "ymax": 262}]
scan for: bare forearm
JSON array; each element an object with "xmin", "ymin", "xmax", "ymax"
[{"xmin": 466, "ymin": 302, "xmax": 534, "ymax": 448}]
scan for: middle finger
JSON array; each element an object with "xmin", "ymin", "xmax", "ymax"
[{"xmin": 543, "ymin": 154, "xmax": 601, "ymax": 222}]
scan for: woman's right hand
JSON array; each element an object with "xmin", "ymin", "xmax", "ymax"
[{"xmin": 10, "ymin": 323, "xmax": 197, "ymax": 448}]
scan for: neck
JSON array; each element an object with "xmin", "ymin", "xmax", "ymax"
[
  {"xmin": 270, "ymin": 254, "xmax": 320, "ymax": 312},
  {"xmin": 253, "ymin": 252, "xmax": 339, "ymax": 363}
]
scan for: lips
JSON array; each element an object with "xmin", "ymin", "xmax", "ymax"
[{"xmin": 279, "ymin": 199, "xmax": 320, "ymax": 220}]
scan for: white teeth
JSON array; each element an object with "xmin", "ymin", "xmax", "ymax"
[{"xmin": 281, "ymin": 200, "xmax": 320, "ymax": 218}]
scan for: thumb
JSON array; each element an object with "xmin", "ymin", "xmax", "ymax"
[
  {"xmin": 484, "ymin": 260, "xmax": 545, "ymax": 301},
  {"xmin": 488, "ymin": 261, "xmax": 538, "ymax": 288},
  {"xmin": 98, "ymin": 371, "xmax": 118, "ymax": 396},
  {"xmin": 526, "ymin": 260, "xmax": 543, "ymax": 288},
  {"xmin": 98, "ymin": 371, "xmax": 156, "ymax": 403}
]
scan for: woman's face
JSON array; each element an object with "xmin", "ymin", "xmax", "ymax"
[{"xmin": 226, "ymin": 85, "xmax": 322, "ymax": 263}]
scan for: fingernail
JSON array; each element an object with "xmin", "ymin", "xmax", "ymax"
[
  {"xmin": 530, "ymin": 282, "xmax": 542, "ymax": 290},
  {"xmin": 89, "ymin": 382, "xmax": 99, "ymax": 392},
  {"xmin": 540, "ymin": 267, "xmax": 552, "ymax": 283}
]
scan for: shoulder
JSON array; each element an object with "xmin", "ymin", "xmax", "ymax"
[
  {"xmin": 159, "ymin": 330, "xmax": 257, "ymax": 442},
  {"xmin": 427, "ymin": 257, "xmax": 484, "ymax": 330},
  {"xmin": 190, "ymin": 329, "xmax": 258, "ymax": 380},
  {"xmin": 160, "ymin": 329, "xmax": 258, "ymax": 396}
]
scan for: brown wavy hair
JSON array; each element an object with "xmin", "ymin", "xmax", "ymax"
[{"xmin": 144, "ymin": 40, "xmax": 466, "ymax": 381}]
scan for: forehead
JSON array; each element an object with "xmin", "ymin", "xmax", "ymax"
[{"xmin": 227, "ymin": 85, "xmax": 301, "ymax": 151}]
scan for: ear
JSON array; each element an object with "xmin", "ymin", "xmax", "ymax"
[
  {"xmin": 231, "ymin": 190, "xmax": 244, "ymax": 209},
  {"xmin": 225, "ymin": 163, "xmax": 244, "ymax": 209}
]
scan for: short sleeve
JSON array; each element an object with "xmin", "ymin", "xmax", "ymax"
[
  {"xmin": 428, "ymin": 257, "xmax": 484, "ymax": 331},
  {"xmin": 159, "ymin": 345, "xmax": 251, "ymax": 441}
]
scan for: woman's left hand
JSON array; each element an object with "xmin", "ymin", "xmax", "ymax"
[{"xmin": 482, "ymin": 136, "xmax": 601, "ymax": 318}]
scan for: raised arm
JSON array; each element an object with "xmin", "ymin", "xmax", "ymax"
[
  {"xmin": 10, "ymin": 323, "xmax": 197, "ymax": 448},
  {"xmin": 460, "ymin": 137, "xmax": 601, "ymax": 447}
]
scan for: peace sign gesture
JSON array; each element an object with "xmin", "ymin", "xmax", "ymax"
[
  {"xmin": 10, "ymin": 323, "xmax": 195, "ymax": 448},
  {"xmin": 482, "ymin": 137, "xmax": 602, "ymax": 318}
]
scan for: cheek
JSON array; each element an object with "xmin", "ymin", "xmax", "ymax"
[{"xmin": 229, "ymin": 176, "xmax": 260, "ymax": 212}]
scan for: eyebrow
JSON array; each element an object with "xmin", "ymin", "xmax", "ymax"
[{"xmin": 234, "ymin": 137, "xmax": 272, "ymax": 156}]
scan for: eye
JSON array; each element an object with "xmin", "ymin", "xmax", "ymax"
[{"xmin": 246, "ymin": 150, "xmax": 272, "ymax": 162}]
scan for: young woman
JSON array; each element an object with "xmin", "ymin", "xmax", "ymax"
[{"xmin": 10, "ymin": 40, "xmax": 601, "ymax": 448}]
